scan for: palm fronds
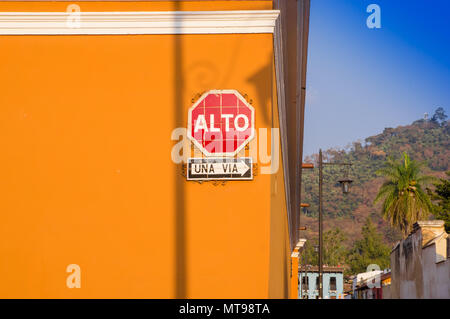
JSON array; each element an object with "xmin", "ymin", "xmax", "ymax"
[{"xmin": 374, "ymin": 152, "xmax": 435, "ymax": 237}]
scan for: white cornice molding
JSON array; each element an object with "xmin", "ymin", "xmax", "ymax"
[
  {"xmin": 0, "ymin": 10, "xmax": 280, "ymax": 35},
  {"xmin": 273, "ymin": 15, "xmax": 292, "ymax": 250}
]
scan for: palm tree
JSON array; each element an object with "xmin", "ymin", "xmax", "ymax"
[{"xmin": 374, "ymin": 153, "xmax": 435, "ymax": 237}]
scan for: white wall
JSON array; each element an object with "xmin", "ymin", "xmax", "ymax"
[{"xmin": 390, "ymin": 221, "xmax": 449, "ymax": 299}]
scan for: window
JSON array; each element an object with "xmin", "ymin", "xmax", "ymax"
[
  {"xmin": 302, "ymin": 276, "xmax": 309, "ymax": 286},
  {"xmin": 330, "ymin": 277, "xmax": 336, "ymax": 291}
]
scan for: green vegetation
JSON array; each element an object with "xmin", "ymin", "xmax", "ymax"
[
  {"xmin": 346, "ymin": 218, "xmax": 391, "ymax": 275},
  {"xmin": 431, "ymin": 107, "xmax": 448, "ymax": 125},
  {"xmin": 302, "ymin": 228, "xmax": 347, "ymax": 267},
  {"xmin": 374, "ymin": 153, "xmax": 435, "ymax": 237},
  {"xmin": 301, "ymin": 220, "xmax": 391, "ymax": 276},
  {"xmin": 301, "ymin": 108, "xmax": 449, "ymax": 245},
  {"xmin": 428, "ymin": 171, "xmax": 450, "ymax": 232}
]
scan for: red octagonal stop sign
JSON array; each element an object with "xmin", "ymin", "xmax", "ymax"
[{"xmin": 187, "ymin": 90, "xmax": 255, "ymax": 157}]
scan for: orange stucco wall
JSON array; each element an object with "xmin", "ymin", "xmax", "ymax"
[{"xmin": 0, "ymin": 1, "xmax": 294, "ymax": 298}]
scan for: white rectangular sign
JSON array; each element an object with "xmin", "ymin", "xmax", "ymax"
[{"xmin": 187, "ymin": 158, "xmax": 253, "ymax": 181}]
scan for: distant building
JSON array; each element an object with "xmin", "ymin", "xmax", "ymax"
[
  {"xmin": 298, "ymin": 266, "xmax": 344, "ymax": 299},
  {"xmin": 351, "ymin": 269, "xmax": 391, "ymax": 299}
]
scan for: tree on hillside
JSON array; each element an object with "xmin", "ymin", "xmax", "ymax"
[
  {"xmin": 323, "ymin": 228, "xmax": 348, "ymax": 266},
  {"xmin": 302, "ymin": 228, "xmax": 347, "ymax": 267},
  {"xmin": 427, "ymin": 171, "xmax": 450, "ymax": 232},
  {"xmin": 374, "ymin": 153, "xmax": 435, "ymax": 237},
  {"xmin": 347, "ymin": 218, "xmax": 390, "ymax": 275},
  {"xmin": 431, "ymin": 107, "xmax": 448, "ymax": 126}
]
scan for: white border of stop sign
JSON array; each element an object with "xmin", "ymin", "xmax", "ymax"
[{"xmin": 187, "ymin": 89, "xmax": 255, "ymax": 157}]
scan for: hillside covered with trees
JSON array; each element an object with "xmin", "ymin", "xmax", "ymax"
[{"xmin": 300, "ymin": 108, "xmax": 449, "ymax": 261}]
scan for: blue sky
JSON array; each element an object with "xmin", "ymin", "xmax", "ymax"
[{"xmin": 303, "ymin": 0, "xmax": 450, "ymax": 157}]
